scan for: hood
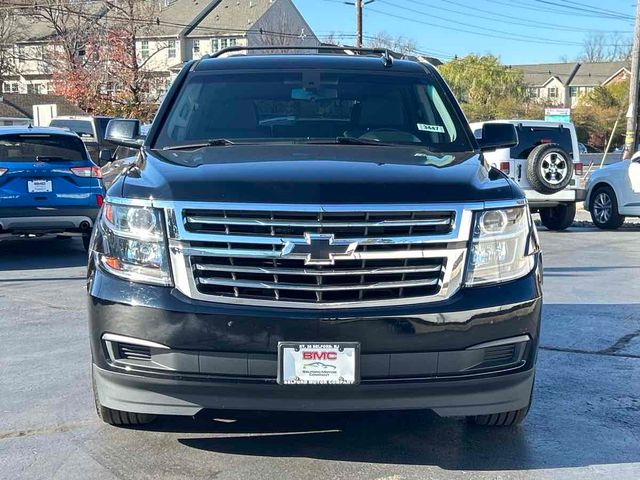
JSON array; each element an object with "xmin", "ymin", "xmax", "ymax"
[{"xmin": 116, "ymin": 144, "xmax": 516, "ymax": 204}]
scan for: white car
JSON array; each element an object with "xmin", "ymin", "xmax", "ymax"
[
  {"xmin": 471, "ymin": 120, "xmax": 586, "ymax": 231},
  {"xmin": 585, "ymin": 153, "xmax": 640, "ymax": 229}
]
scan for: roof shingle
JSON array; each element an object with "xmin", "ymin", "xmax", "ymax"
[{"xmin": 0, "ymin": 94, "xmax": 86, "ymax": 120}]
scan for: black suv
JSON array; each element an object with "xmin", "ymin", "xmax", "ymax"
[{"xmin": 88, "ymin": 48, "xmax": 542, "ymax": 428}]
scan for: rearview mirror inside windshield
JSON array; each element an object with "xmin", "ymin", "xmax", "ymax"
[{"xmin": 291, "ymin": 87, "xmax": 338, "ymax": 101}]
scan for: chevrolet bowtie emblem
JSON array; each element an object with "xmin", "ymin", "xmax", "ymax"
[{"xmin": 282, "ymin": 233, "xmax": 358, "ymax": 265}]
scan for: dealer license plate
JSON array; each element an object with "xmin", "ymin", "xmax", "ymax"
[
  {"xmin": 278, "ymin": 342, "xmax": 359, "ymax": 385},
  {"xmin": 28, "ymin": 179, "xmax": 52, "ymax": 193}
]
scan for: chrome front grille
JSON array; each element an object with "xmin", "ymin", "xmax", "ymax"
[
  {"xmin": 192, "ymin": 256, "xmax": 445, "ymax": 303},
  {"xmin": 183, "ymin": 209, "xmax": 454, "ymax": 238},
  {"xmin": 163, "ymin": 202, "xmax": 473, "ymax": 308}
]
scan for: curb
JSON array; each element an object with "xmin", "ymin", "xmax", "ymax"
[{"xmin": 534, "ymin": 220, "xmax": 640, "ymax": 230}]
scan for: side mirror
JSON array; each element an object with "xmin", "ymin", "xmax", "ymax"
[
  {"xmin": 476, "ymin": 123, "xmax": 518, "ymax": 152},
  {"xmin": 98, "ymin": 149, "xmax": 113, "ymax": 165},
  {"xmin": 105, "ymin": 119, "xmax": 144, "ymax": 148}
]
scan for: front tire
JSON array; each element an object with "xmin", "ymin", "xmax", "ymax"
[
  {"xmin": 467, "ymin": 405, "xmax": 530, "ymax": 426},
  {"xmin": 590, "ymin": 186, "xmax": 624, "ymax": 230},
  {"xmin": 82, "ymin": 234, "xmax": 91, "ymax": 252},
  {"xmin": 92, "ymin": 369, "xmax": 157, "ymax": 427},
  {"xmin": 539, "ymin": 203, "xmax": 576, "ymax": 231}
]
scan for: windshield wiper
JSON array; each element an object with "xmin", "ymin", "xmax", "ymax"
[
  {"xmin": 162, "ymin": 139, "xmax": 236, "ymax": 151},
  {"xmin": 299, "ymin": 137, "xmax": 395, "ymax": 146}
]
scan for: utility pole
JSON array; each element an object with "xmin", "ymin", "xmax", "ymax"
[
  {"xmin": 356, "ymin": 0, "xmax": 363, "ymax": 48},
  {"xmin": 346, "ymin": 0, "xmax": 373, "ymax": 48},
  {"xmin": 623, "ymin": 0, "xmax": 640, "ymax": 159}
]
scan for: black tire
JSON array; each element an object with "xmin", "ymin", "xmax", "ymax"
[
  {"xmin": 526, "ymin": 143, "xmax": 574, "ymax": 194},
  {"xmin": 92, "ymin": 369, "xmax": 157, "ymax": 427},
  {"xmin": 82, "ymin": 234, "xmax": 91, "ymax": 252},
  {"xmin": 467, "ymin": 405, "xmax": 530, "ymax": 427},
  {"xmin": 590, "ymin": 185, "xmax": 624, "ymax": 230},
  {"xmin": 539, "ymin": 203, "xmax": 576, "ymax": 231}
]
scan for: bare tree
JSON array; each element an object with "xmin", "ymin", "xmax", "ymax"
[
  {"xmin": 256, "ymin": 14, "xmax": 311, "ymax": 54},
  {"xmin": 322, "ymin": 31, "xmax": 340, "ymax": 46},
  {"xmin": 0, "ymin": 8, "xmax": 18, "ymax": 89},
  {"xmin": 579, "ymin": 32, "xmax": 632, "ymax": 62},
  {"xmin": 367, "ymin": 31, "xmax": 418, "ymax": 55},
  {"xmin": 99, "ymin": 0, "xmax": 167, "ymax": 117},
  {"xmin": 27, "ymin": 0, "xmax": 104, "ymax": 71}
]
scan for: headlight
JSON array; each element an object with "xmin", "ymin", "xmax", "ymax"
[
  {"xmin": 96, "ymin": 202, "xmax": 172, "ymax": 286},
  {"xmin": 465, "ymin": 206, "xmax": 537, "ymax": 286}
]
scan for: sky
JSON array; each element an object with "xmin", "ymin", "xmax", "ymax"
[{"xmin": 292, "ymin": 0, "xmax": 636, "ymax": 65}]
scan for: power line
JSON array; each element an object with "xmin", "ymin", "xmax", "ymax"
[
  {"xmin": 379, "ymin": 0, "xmax": 586, "ymax": 46},
  {"xmin": 532, "ymin": 0, "xmax": 633, "ymax": 21},
  {"xmin": 408, "ymin": 0, "xmax": 632, "ymax": 34},
  {"xmin": 366, "ymin": 5, "xmax": 587, "ymax": 46},
  {"xmin": 471, "ymin": 0, "xmax": 634, "ymax": 22}
]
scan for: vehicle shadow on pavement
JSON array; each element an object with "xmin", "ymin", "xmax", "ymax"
[
  {"xmin": 165, "ymin": 405, "xmax": 638, "ymax": 471},
  {"xmin": 0, "ymin": 236, "xmax": 87, "ymax": 271}
]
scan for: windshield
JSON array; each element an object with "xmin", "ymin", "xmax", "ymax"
[
  {"xmin": 153, "ymin": 70, "xmax": 472, "ymax": 152},
  {"xmin": 0, "ymin": 134, "xmax": 88, "ymax": 162},
  {"xmin": 49, "ymin": 119, "xmax": 95, "ymax": 139}
]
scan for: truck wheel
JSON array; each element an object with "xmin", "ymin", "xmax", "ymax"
[
  {"xmin": 92, "ymin": 370, "xmax": 156, "ymax": 426},
  {"xmin": 590, "ymin": 185, "xmax": 624, "ymax": 230},
  {"xmin": 526, "ymin": 143, "xmax": 574, "ymax": 194},
  {"xmin": 467, "ymin": 404, "xmax": 530, "ymax": 426},
  {"xmin": 539, "ymin": 203, "xmax": 576, "ymax": 231}
]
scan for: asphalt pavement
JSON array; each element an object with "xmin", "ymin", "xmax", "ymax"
[{"xmin": 1, "ymin": 227, "xmax": 639, "ymax": 480}]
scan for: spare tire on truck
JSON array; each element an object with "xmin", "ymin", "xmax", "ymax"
[{"xmin": 526, "ymin": 143, "xmax": 574, "ymax": 194}]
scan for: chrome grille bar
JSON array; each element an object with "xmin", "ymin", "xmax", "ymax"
[
  {"xmin": 193, "ymin": 263, "xmax": 442, "ymax": 276},
  {"xmin": 197, "ymin": 277, "xmax": 440, "ymax": 291},
  {"xmin": 185, "ymin": 216, "xmax": 451, "ymax": 228},
  {"xmin": 179, "ymin": 244, "xmax": 453, "ymax": 260}
]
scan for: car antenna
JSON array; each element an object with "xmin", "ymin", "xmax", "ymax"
[{"xmin": 381, "ymin": 49, "xmax": 393, "ymax": 68}]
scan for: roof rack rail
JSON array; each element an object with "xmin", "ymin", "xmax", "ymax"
[{"xmin": 209, "ymin": 45, "xmax": 394, "ymax": 67}]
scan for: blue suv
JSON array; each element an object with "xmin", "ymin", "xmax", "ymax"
[{"xmin": 0, "ymin": 126, "xmax": 104, "ymax": 250}]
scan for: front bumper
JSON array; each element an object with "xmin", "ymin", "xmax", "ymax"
[
  {"xmin": 89, "ymin": 256, "xmax": 542, "ymax": 416},
  {"xmin": 93, "ymin": 363, "xmax": 535, "ymax": 416}
]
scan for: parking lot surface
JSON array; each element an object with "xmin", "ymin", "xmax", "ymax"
[{"xmin": 1, "ymin": 228, "xmax": 639, "ymax": 480}]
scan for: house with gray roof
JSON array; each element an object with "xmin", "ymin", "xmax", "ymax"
[
  {"xmin": 2, "ymin": 0, "xmax": 319, "ymax": 97},
  {"xmin": 512, "ymin": 61, "xmax": 630, "ymax": 108},
  {"xmin": 0, "ymin": 93, "xmax": 86, "ymax": 126}
]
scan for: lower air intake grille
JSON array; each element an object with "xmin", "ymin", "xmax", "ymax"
[{"xmin": 118, "ymin": 343, "xmax": 151, "ymax": 361}]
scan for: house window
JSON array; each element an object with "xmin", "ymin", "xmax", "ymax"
[
  {"xmin": 167, "ymin": 39, "xmax": 176, "ymax": 59},
  {"xmin": 229, "ymin": 38, "xmax": 237, "ymax": 47},
  {"xmin": 220, "ymin": 38, "xmax": 228, "ymax": 50},
  {"xmin": 211, "ymin": 38, "xmax": 218, "ymax": 52},
  {"xmin": 193, "ymin": 39, "xmax": 200, "ymax": 56},
  {"xmin": 528, "ymin": 87, "xmax": 539, "ymax": 98},
  {"xmin": 2, "ymin": 82, "xmax": 18, "ymax": 93},
  {"xmin": 15, "ymin": 45, "xmax": 24, "ymax": 64},
  {"xmin": 570, "ymin": 87, "xmax": 578, "ymax": 97},
  {"xmin": 548, "ymin": 87, "xmax": 558, "ymax": 98},
  {"xmin": 27, "ymin": 83, "xmax": 45, "ymax": 94},
  {"xmin": 141, "ymin": 40, "xmax": 150, "ymax": 59}
]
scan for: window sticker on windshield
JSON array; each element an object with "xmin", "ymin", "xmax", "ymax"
[{"xmin": 417, "ymin": 123, "xmax": 446, "ymax": 133}]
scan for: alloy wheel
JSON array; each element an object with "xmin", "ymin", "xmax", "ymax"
[
  {"xmin": 540, "ymin": 153, "xmax": 568, "ymax": 185},
  {"xmin": 593, "ymin": 192, "xmax": 612, "ymax": 224}
]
